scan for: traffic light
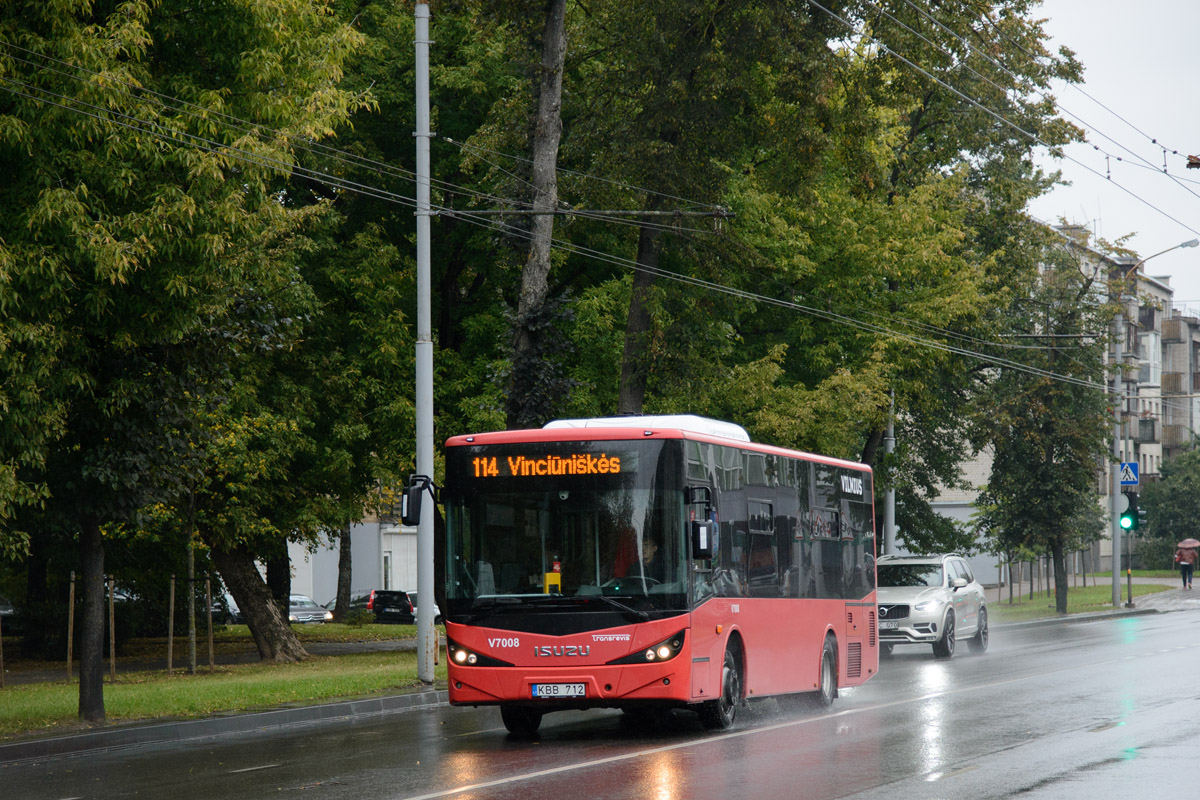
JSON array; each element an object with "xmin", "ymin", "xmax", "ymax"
[{"xmin": 1120, "ymin": 491, "xmax": 1139, "ymax": 531}]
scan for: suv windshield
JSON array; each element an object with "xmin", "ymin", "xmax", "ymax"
[
  {"xmin": 444, "ymin": 439, "xmax": 686, "ymax": 621},
  {"xmin": 878, "ymin": 563, "xmax": 944, "ymax": 588}
]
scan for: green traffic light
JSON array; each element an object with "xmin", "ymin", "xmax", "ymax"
[{"xmin": 1120, "ymin": 514, "xmax": 1134, "ymax": 530}]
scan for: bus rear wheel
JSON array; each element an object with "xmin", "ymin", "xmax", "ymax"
[
  {"xmin": 810, "ymin": 635, "xmax": 838, "ymax": 707},
  {"xmin": 500, "ymin": 705, "xmax": 543, "ymax": 737},
  {"xmin": 698, "ymin": 648, "xmax": 741, "ymax": 730}
]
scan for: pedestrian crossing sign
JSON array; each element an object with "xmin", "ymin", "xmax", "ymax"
[{"xmin": 1120, "ymin": 462, "xmax": 1139, "ymax": 485}]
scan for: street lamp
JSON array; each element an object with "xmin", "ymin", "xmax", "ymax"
[{"xmin": 1110, "ymin": 238, "xmax": 1200, "ymax": 607}]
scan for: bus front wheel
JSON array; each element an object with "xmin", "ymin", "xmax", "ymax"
[
  {"xmin": 698, "ymin": 647, "xmax": 741, "ymax": 730},
  {"xmin": 500, "ymin": 705, "xmax": 543, "ymax": 737}
]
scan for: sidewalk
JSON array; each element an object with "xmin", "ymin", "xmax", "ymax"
[{"xmin": 983, "ymin": 574, "xmax": 1200, "ymax": 623}]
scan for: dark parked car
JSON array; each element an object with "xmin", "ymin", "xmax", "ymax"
[
  {"xmin": 364, "ymin": 590, "xmax": 415, "ymax": 624},
  {"xmin": 0, "ymin": 593, "xmax": 16, "ymax": 630},
  {"xmin": 211, "ymin": 592, "xmax": 243, "ymax": 625},
  {"xmin": 322, "ymin": 590, "xmax": 433, "ymax": 624},
  {"xmin": 288, "ymin": 594, "xmax": 333, "ymax": 624}
]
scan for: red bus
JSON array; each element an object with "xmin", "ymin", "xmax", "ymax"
[{"xmin": 440, "ymin": 415, "xmax": 878, "ymax": 735}]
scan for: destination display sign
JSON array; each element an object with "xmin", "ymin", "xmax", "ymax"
[{"xmin": 470, "ymin": 452, "xmax": 627, "ymax": 478}]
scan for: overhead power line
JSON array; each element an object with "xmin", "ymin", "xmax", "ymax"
[{"xmin": 805, "ymin": 0, "xmax": 1200, "ymax": 240}]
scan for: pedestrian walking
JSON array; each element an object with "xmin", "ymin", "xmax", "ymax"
[{"xmin": 1175, "ymin": 539, "xmax": 1200, "ymax": 589}]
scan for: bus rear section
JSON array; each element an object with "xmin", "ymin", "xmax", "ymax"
[{"xmin": 440, "ymin": 416, "xmax": 877, "ymax": 735}]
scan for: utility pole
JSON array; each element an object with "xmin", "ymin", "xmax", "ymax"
[
  {"xmin": 414, "ymin": 0, "xmax": 436, "ymax": 684},
  {"xmin": 884, "ymin": 392, "xmax": 896, "ymax": 555},
  {"xmin": 1111, "ymin": 306, "xmax": 1123, "ymax": 607}
]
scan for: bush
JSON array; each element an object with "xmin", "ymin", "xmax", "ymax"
[
  {"xmin": 342, "ymin": 608, "xmax": 374, "ymax": 628},
  {"xmin": 1138, "ymin": 537, "xmax": 1178, "ymax": 571}
]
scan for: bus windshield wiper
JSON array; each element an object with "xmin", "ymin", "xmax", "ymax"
[{"xmin": 589, "ymin": 595, "xmax": 649, "ymax": 621}]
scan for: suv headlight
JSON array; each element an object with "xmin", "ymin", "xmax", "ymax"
[{"xmin": 913, "ymin": 599, "xmax": 942, "ymax": 612}]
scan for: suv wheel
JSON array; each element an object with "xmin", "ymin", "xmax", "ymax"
[
  {"xmin": 932, "ymin": 611, "xmax": 955, "ymax": 659},
  {"xmin": 967, "ymin": 607, "xmax": 989, "ymax": 653}
]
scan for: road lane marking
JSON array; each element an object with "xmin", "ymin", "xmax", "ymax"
[
  {"xmin": 926, "ymin": 765, "xmax": 979, "ymax": 781},
  {"xmin": 228, "ymin": 763, "xmax": 282, "ymax": 774}
]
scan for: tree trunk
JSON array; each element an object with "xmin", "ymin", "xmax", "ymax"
[
  {"xmin": 617, "ymin": 223, "xmax": 664, "ymax": 414},
  {"xmin": 506, "ymin": 0, "xmax": 567, "ymax": 430},
  {"xmin": 78, "ymin": 516, "xmax": 105, "ymax": 723},
  {"xmin": 1052, "ymin": 541, "xmax": 1069, "ymax": 614},
  {"xmin": 209, "ymin": 544, "xmax": 308, "ymax": 662},
  {"xmin": 333, "ymin": 523, "xmax": 352, "ymax": 623},
  {"xmin": 265, "ymin": 550, "xmax": 291, "ymax": 624}
]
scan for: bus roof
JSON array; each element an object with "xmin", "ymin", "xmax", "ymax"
[
  {"xmin": 445, "ymin": 415, "xmax": 871, "ymax": 474},
  {"xmin": 544, "ymin": 415, "xmax": 750, "ymax": 441}
]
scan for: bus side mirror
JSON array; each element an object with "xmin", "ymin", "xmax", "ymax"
[
  {"xmin": 401, "ymin": 475, "xmax": 437, "ymax": 526},
  {"xmin": 401, "ymin": 485, "xmax": 422, "ymax": 526},
  {"xmin": 691, "ymin": 519, "xmax": 714, "ymax": 559}
]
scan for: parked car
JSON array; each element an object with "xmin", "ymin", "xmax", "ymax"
[
  {"xmin": 211, "ymin": 592, "xmax": 243, "ymax": 625},
  {"xmin": 0, "ymin": 593, "xmax": 16, "ymax": 630},
  {"xmin": 363, "ymin": 590, "xmax": 415, "ymax": 624},
  {"xmin": 288, "ymin": 594, "xmax": 333, "ymax": 624},
  {"xmin": 876, "ymin": 553, "xmax": 988, "ymax": 659},
  {"xmin": 323, "ymin": 589, "xmax": 372, "ymax": 614},
  {"xmin": 410, "ymin": 592, "xmax": 442, "ymax": 625}
]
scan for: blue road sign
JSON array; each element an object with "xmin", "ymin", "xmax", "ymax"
[{"xmin": 1120, "ymin": 462, "xmax": 1139, "ymax": 485}]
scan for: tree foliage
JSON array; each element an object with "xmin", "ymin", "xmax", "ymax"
[{"xmin": 0, "ymin": 0, "xmax": 1117, "ymax": 670}]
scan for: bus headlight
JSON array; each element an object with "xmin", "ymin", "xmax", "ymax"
[
  {"xmin": 447, "ymin": 639, "xmax": 513, "ymax": 667},
  {"xmin": 608, "ymin": 631, "xmax": 686, "ymax": 665}
]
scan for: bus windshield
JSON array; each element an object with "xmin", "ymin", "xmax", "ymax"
[{"xmin": 444, "ymin": 440, "xmax": 687, "ymax": 619}]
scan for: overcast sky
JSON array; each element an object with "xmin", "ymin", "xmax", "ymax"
[{"xmin": 1026, "ymin": 0, "xmax": 1200, "ymax": 305}]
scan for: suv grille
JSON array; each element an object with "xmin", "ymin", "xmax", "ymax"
[{"xmin": 878, "ymin": 603, "xmax": 910, "ymax": 620}]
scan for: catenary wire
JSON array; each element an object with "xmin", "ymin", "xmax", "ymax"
[{"xmin": 805, "ymin": 0, "xmax": 1200, "ymax": 240}]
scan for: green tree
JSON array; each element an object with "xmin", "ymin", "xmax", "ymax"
[
  {"xmin": 1140, "ymin": 447, "xmax": 1200, "ymax": 569},
  {"xmin": 0, "ymin": 0, "xmax": 365, "ymax": 720},
  {"xmin": 970, "ymin": 238, "xmax": 1112, "ymax": 613}
]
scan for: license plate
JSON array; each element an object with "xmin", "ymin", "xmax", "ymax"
[
  {"xmin": 880, "ymin": 620, "xmax": 899, "ymax": 629},
  {"xmin": 532, "ymin": 683, "xmax": 585, "ymax": 698},
  {"xmin": 384, "ymin": 607, "xmax": 401, "ymax": 613}
]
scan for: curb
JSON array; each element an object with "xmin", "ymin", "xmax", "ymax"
[
  {"xmin": 0, "ymin": 687, "xmax": 448, "ymax": 765},
  {"xmin": 993, "ymin": 606, "xmax": 1161, "ymax": 630}
]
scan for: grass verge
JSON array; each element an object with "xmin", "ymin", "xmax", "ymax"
[
  {"xmin": 0, "ymin": 649, "xmax": 445, "ymax": 741},
  {"xmin": 988, "ymin": 582, "xmax": 1173, "ymax": 623}
]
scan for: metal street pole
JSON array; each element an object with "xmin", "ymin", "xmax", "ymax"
[
  {"xmin": 884, "ymin": 391, "xmax": 896, "ymax": 555},
  {"xmin": 1111, "ymin": 309, "xmax": 1123, "ymax": 607},
  {"xmin": 414, "ymin": 0, "xmax": 436, "ymax": 684}
]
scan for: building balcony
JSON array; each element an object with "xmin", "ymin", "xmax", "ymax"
[
  {"xmin": 1136, "ymin": 417, "xmax": 1160, "ymax": 444},
  {"xmin": 1164, "ymin": 424, "xmax": 1195, "ymax": 449},
  {"xmin": 1163, "ymin": 317, "xmax": 1187, "ymax": 343}
]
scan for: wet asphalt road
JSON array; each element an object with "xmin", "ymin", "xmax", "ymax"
[{"xmin": 5, "ymin": 606, "xmax": 1200, "ymax": 800}]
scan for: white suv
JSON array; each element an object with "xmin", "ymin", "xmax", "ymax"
[{"xmin": 876, "ymin": 553, "xmax": 988, "ymax": 658}]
